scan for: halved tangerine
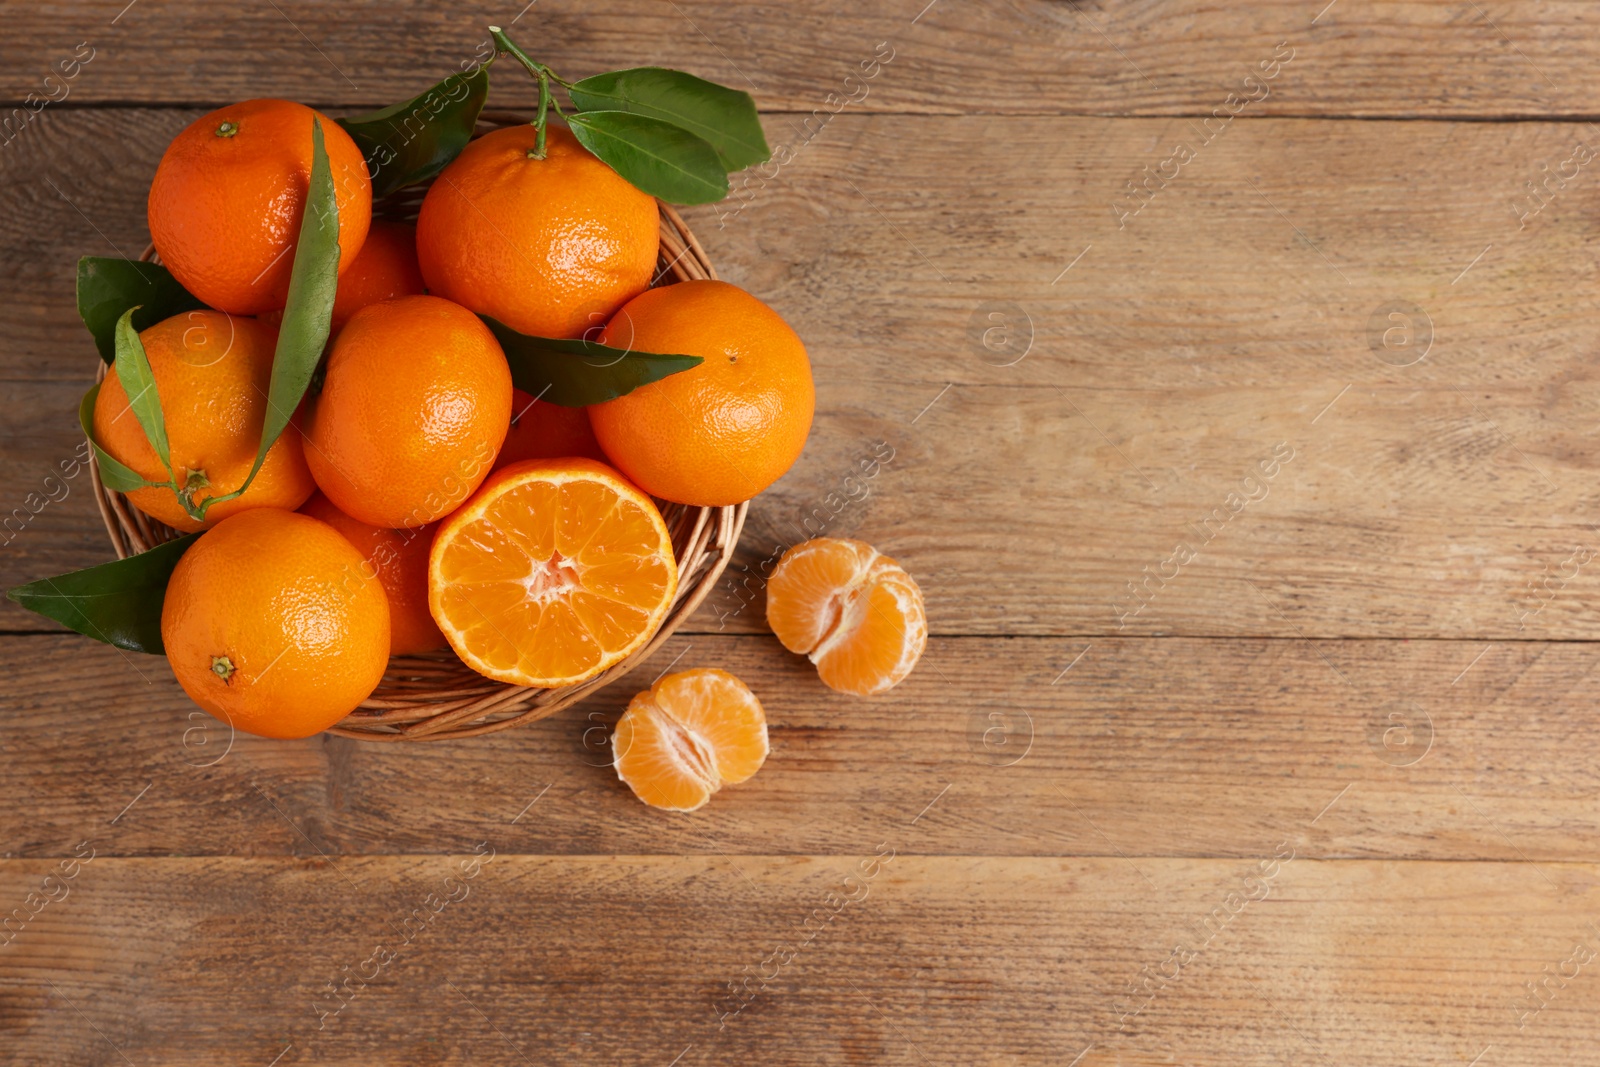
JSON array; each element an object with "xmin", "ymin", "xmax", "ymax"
[
  {"xmin": 612, "ymin": 668, "xmax": 769, "ymax": 811},
  {"xmin": 428, "ymin": 457, "xmax": 678, "ymax": 687},
  {"xmin": 766, "ymin": 538, "xmax": 927, "ymax": 695}
]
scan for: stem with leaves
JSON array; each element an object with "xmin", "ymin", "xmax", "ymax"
[{"xmin": 480, "ymin": 25, "xmax": 768, "ymax": 204}]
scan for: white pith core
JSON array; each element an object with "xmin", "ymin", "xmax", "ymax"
[
  {"xmin": 519, "ymin": 549, "xmax": 582, "ymax": 603},
  {"xmin": 654, "ymin": 702, "xmax": 720, "ymax": 790},
  {"xmin": 807, "ymin": 549, "xmax": 881, "ymax": 662}
]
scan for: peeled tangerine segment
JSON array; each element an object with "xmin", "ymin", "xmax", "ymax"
[
  {"xmin": 429, "ymin": 458, "xmax": 678, "ymax": 688},
  {"xmin": 613, "ymin": 668, "xmax": 769, "ymax": 812},
  {"xmin": 767, "ymin": 538, "xmax": 927, "ymax": 696}
]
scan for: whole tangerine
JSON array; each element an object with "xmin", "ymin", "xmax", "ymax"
[
  {"xmin": 416, "ymin": 124, "xmax": 659, "ymax": 339},
  {"xmin": 299, "ymin": 492, "xmax": 446, "ymax": 655},
  {"xmin": 304, "ymin": 295, "xmax": 511, "ymax": 528},
  {"xmin": 493, "ymin": 388, "xmax": 609, "ymax": 469},
  {"xmin": 92, "ymin": 310, "xmax": 315, "ymax": 532},
  {"xmin": 588, "ymin": 280, "xmax": 814, "ymax": 506},
  {"xmin": 148, "ymin": 98, "xmax": 372, "ymax": 315},
  {"xmin": 329, "ymin": 219, "xmax": 426, "ymax": 333},
  {"xmin": 161, "ymin": 508, "xmax": 390, "ymax": 739}
]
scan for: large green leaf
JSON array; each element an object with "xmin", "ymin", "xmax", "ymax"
[
  {"xmin": 77, "ymin": 257, "xmax": 205, "ymax": 365},
  {"xmin": 339, "ymin": 65, "xmax": 491, "ymax": 197},
  {"xmin": 568, "ymin": 67, "xmax": 770, "ymax": 172},
  {"xmin": 112, "ymin": 307, "xmax": 172, "ymax": 477},
  {"xmin": 482, "ymin": 316, "xmax": 703, "ymax": 406},
  {"xmin": 191, "ymin": 117, "xmax": 340, "ymax": 522},
  {"xmin": 566, "ymin": 111, "xmax": 728, "ymax": 205},
  {"xmin": 78, "ymin": 382, "xmax": 167, "ymax": 494},
  {"xmin": 259, "ymin": 119, "xmax": 340, "ymax": 459},
  {"xmin": 7, "ymin": 534, "xmax": 199, "ymax": 653}
]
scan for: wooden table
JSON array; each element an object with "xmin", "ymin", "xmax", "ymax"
[{"xmin": 4, "ymin": 3, "xmax": 1599, "ymax": 1063}]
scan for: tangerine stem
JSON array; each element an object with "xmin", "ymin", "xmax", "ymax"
[
  {"xmin": 176, "ymin": 468, "xmax": 211, "ymax": 523},
  {"xmin": 534, "ymin": 66, "xmax": 550, "ymax": 158},
  {"xmin": 487, "ymin": 25, "xmax": 562, "ymax": 160}
]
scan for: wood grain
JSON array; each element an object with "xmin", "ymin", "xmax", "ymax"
[
  {"xmin": 3, "ymin": 1, "xmax": 1599, "ymax": 117},
  {"xmin": 5, "ymin": 109, "xmax": 1600, "ymax": 638},
  {"xmin": 5, "ymin": 634, "xmax": 1598, "ymax": 863},
  {"xmin": 2, "ymin": 854, "xmax": 1596, "ymax": 1065},
  {"xmin": 3, "ymin": 8, "xmax": 1598, "ymax": 1063}
]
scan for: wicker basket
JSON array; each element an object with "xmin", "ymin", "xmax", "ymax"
[{"xmin": 90, "ymin": 112, "xmax": 747, "ymax": 741}]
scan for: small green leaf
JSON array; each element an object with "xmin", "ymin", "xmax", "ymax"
[
  {"xmin": 569, "ymin": 67, "xmax": 770, "ymax": 171},
  {"xmin": 77, "ymin": 257, "xmax": 205, "ymax": 365},
  {"xmin": 193, "ymin": 117, "xmax": 340, "ymax": 521},
  {"xmin": 112, "ymin": 307, "xmax": 172, "ymax": 477},
  {"xmin": 78, "ymin": 383, "xmax": 167, "ymax": 493},
  {"xmin": 7, "ymin": 533, "xmax": 199, "ymax": 653},
  {"xmin": 339, "ymin": 65, "xmax": 491, "ymax": 197},
  {"xmin": 566, "ymin": 111, "xmax": 728, "ymax": 205},
  {"xmin": 482, "ymin": 316, "xmax": 703, "ymax": 406}
]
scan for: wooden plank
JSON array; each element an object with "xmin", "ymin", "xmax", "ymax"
[
  {"xmin": 5, "ymin": 109, "xmax": 1600, "ymax": 638},
  {"xmin": 0, "ymin": 12, "xmax": 1590, "ymax": 1067},
  {"xmin": 5, "ymin": 634, "xmax": 1599, "ymax": 862},
  {"xmin": 1, "ymin": 853, "xmax": 1596, "ymax": 1064},
  {"xmin": 3, "ymin": 2, "xmax": 1600, "ymax": 117}
]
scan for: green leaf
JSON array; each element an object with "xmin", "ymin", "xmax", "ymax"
[
  {"xmin": 78, "ymin": 382, "xmax": 167, "ymax": 493},
  {"xmin": 568, "ymin": 67, "xmax": 770, "ymax": 172},
  {"xmin": 482, "ymin": 316, "xmax": 703, "ymax": 406},
  {"xmin": 566, "ymin": 111, "xmax": 728, "ymax": 205},
  {"xmin": 338, "ymin": 65, "xmax": 491, "ymax": 197},
  {"xmin": 77, "ymin": 257, "xmax": 205, "ymax": 365},
  {"xmin": 112, "ymin": 307, "xmax": 172, "ymax": 476},
  {"xmin": 192, "ymin": 117, "xmax": 340, "ymax": 521},
  {"xmin": 261, "ymin": 119, "xmax": 339, "ymax": 454},
  {"xmin": 7, "ymin": 533, "xmax": 199, "ymax": 653}
]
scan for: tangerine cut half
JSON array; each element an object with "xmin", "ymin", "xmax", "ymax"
[
  {"xmin": 428, "ymin": 457, "xmax": 678, "ymax": 687},
  {"xmin": 612, "ymin": 668, "xmax": 769, "ymax": 812},
  {"xmin": 766, "ymin": 538, "xmax": 927, "ymax": 696}
]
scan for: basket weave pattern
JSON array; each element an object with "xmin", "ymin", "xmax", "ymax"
[{"xmin": 90, "ymin": 113, "xmax": 747, "ymax": 740}]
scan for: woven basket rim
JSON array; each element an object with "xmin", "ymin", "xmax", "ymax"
[{"xmin": 90, "ymin": 114, "xmax": 747, "ymax": 741}]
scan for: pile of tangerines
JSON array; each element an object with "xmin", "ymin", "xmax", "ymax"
[{"xmin": 71, "ymin": 84, "xmax": 925, "ymax": 811}]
